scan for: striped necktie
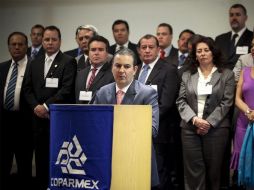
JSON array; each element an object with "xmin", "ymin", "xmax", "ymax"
[
  {"xmin": 5, "ymin": 62, "xmax": 18, "ymax": 110},
  {"xmin": 138, "ymin": 64, "xmax": 150, "ymax": 84}
]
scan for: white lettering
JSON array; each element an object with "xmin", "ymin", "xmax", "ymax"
[{"xmin": 50, "ymin": 178, "xmax": 99, "ymax": 189}]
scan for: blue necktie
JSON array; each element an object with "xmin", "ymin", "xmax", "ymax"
[
  {"xmin": 31, "ymin": 49, "xmax": 38, "ymax": 59},
  {"xmin": 5, "ymin": 63, "xmax": 18, "ymax": 110},
  {"xmin": 179, "ymin": 54, "xmax": 186, "ymax": 66},
  {"xmin": 138, "ymin": 64, "xmax": 150, "ymax": 84}
]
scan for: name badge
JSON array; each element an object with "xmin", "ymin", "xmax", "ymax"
[
  {"xmin": 198, "ymin": 84, "xmax": 212, "ymax": 95},
  {"xmin": 46, "ymin": 78, "xmax": 59, "ymax": 88},
  {"xmin": 79, "ymin": 91, "xmax": 92, "ymax": 101},
  {"xmin": 236, "ymin": 46, "xmax": 248, "ymax": 55},
  {"xmin": 150, "ymin": 85, "xmax": 158, "ymax": 91}
]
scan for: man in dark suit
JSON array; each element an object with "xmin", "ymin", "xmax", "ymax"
[
  {"xmin": 109, "ymin": 19, "xmax": 141, "ymax": 65},
  {"xmin": 75, "ymin": 35, "xmax": 114, "ymax": 104},
  {"xmin": 136, "ymin": 34, "xmax": 179, "ymax": 190},
  {"xmin": 0, "ymin": 32, "xmax": 33, "ymax": 190},
  {"xmin": 215, "ymin": 3, "xmax": 253, "ymax": 70},
  {"xmin": 94, "ymin": 48, "xmax": 159, "ymax": 188},
  {"xmin": 64, "ymin": 25, "xmax": 98, "ymax": 59},
  {"xmin": 27, "ymin": 24, "xmax": 45, "ymax": 60},
  {"xmin": 23, "ymin": 25, "xmax": 77, "ymax": 190},
  {"xmin": 156, "ymin": 23, "xmax": 178, "ymax": 64}
]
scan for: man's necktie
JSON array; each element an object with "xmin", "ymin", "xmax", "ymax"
[
  {"xmin": 31, "ymin": 49, "xmax": 38, "ymax": 59},
  {"xmin": 230, "ymin": 33, "xmax": 238, "ymax": 54},
  {"xmin": 44, "ymin": 58, "xmax": 52, "ymax": 78},
  {"xmin": 5, "ymin": 63, "xmax": 18, "ymax": 110},
  {"xmin": 138, "ymin": 64, "xmax": 150, "ymax": 84},
  {"xmin": 116, "ymin": 90, "xmax": 125, "ymax": 104},
  {"xmin": 179, "ymin": 54, "xmax": 186, "ymax": 66},
  {"xmin": 160, "ymin": 49, "xmax": 165, "ymax": 59},
  {"xmin": 87, "ymin": 68, "xmax": 97, "ymax": 89}
]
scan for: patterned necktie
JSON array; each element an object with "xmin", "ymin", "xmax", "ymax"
[
  {"xmin": 160, "ymin": 49, "xmax": 165, "ymax": 59},
  {"xmin": 31, "ymin": 49, "xmax": 38, "ymax": 59},
  {"xmin": 87, "ymin": 68, "xmax": 97, "ymax": 89},
  {"xmin": 179, "ymin": 54, "xmax": 186, "ymax": 66},
  {"xmin": 5, "ymin": 62, "xmax": 18, "ymax": 110},
  {"xmin": 116, "ymin": 90, "xmax": 125, "ymax": 104},
  {"xmin": 138, "ymin": 64, "xmax": 150, "ymax": 84}
]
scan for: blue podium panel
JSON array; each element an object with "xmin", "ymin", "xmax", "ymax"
[{"xmin": 49, "ymin": 105, "xmax": 114, "ymax": 190}]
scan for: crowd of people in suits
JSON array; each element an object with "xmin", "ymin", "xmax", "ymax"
[{"xmin": 0, "ymin": 3, "xmax": 253, "ymax": 190}]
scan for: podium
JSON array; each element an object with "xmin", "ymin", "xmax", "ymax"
[{"xmin": 49, "ymin": 105, "xmax": 152, "ymax": 190}]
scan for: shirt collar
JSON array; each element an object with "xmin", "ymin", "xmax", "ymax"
[
  {"xmin": 141, "ymin": 56, "xmax": 159, "ymax": 71},
  {"xmin": 162, "ymin": 44, "xmax": 172, "ymax": 57},
  {"xmin": 116, "ymin": 41, "xmax": 129, "ymax": 50},
  {"xmin": 45, "ymin": 51, "xmax": 59, "ymax": 62},
  {"xmin": 32, "ymin": 45, "xmax": 42, "ymax": 52},
  {"xmin": 12, "ymin": 55, "xmax": 28, "ymax": 66},
  {"xmin": 115, "ymin": 79, "xmax": 133, "ymax": 94},
  {"xmin": 232, "ymin": 26, "xmax": 247, "ymax": 38}
]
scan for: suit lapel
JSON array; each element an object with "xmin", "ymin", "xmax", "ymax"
[
  {"xmin": 45, "ymin": 52, "xmax": 62, "ymax": 78},
  {"xmin": 146, "ymin": 60, "xmax": 162, "ymax": 84},
  {"xmin": 121, "ymin": 81, "xmax": 136, "ymax": 104},
  {"xmin": 209, "ymin": 70, "xmax": 221, "ymax": 88},
  {"xmin": 191, "ymin": 72, "xmax": 199, "ymax": 95}
]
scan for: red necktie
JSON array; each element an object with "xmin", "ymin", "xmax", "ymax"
[
  {"xmin": 160, "ymin": 49, "xmax": 165, "ymax": 59},
  {"xmin": 116, "ymin": 90, "xmax": 125, "ymax": 104},
  {"xmin": 87, "ymin": 68, "xmax": 97, "ymax": 89}
]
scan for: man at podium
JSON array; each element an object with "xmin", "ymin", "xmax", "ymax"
[{"xmin": 94, "ymin": 48, "xmax": 160, "ymax": 188}]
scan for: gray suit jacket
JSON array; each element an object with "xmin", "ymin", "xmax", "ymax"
[
  {"xmin": 233, "ymin": 53, "xmax": 254, "ymax": 82},
  {"xmin": 94, "ymin": 80, "xmax": 159, "ymax": 137},
  {"xmin": 176, "ymin": 68, "xmax": 235, "ymax": 129},
  {"xmin": 94, "ymin": 80, "xmax": 160, "ymax": 186}
]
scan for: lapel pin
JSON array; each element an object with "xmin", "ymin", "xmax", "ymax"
[{"xmin": 54, "ymin": 65, "xmax": 58, "ymax": 68}]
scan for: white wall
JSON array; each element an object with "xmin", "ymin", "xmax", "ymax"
[{"xmin": 1, "ymin": 0, "xmax": 253, "ymax": 62}]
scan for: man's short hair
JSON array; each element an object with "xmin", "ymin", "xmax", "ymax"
[
  {"xmin": 112, "ymin": 19, "xmax": 129, "ymax": 32},
  {"xmin": 75, "ymin": 25, "xmax": 98, "ymax": 36},
  {"xmin": 178, "ymin": 29, "xmax": 195, "ymax": 39},
  {"xmin": 137, "ymin": 34, "xmax": 159, "ymax": 48},
  {"xmin": 88, "ymin": 35, "xmax": 109, "ymax": 52},
  {"xmin": 8, "ymin": 31, "xmax": 28, "ymax": 46},
  {"xmin": 230, "ymin": 3, "xmax": 247, "ymax": 15},
  {"xmin": 43, "ymin": 25, "xmax": 61, "ymax": 40},
  {"xmin": 158, "ymin": 23, "xmax": 173, "ymax": 35},
  {"xmin": 113, "ymin": 48, "xmax": 137, "ymax": 66},
  {"xmin": 31, "ymin": 24, "xmax": 44, "ymax": 32}
]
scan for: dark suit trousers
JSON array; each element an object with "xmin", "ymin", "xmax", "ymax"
[
  {"xmin": 1, "ymin": 110, "xmax": 33, "ymax": 189},
  {"xmin": 33, "ymin": 116, "xmax": 50, "ymax": 190},
  {"xmin": 181, "ymin": 127, "xmax": 229, "ymax": 190}
]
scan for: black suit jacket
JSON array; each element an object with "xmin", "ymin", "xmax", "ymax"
[
  {"xmin": 164, "ymin": 46, "xmax": 179, "ymax": 66},
  {"xmin": 24, "ymin": 51, "xmax": 77, "ymax": 110},
  {"xmin": 109, "ymin": 41, "xmax": 141, "ymax": 65},
  {"xmin": 75, "ymin": 61, "xmax": 114, "ymax": 104},
  {"xmin": 64, "ymin": 48, "xmax": 79, "ymax": 58},
  {"xmin": 136, "ymin": 59, "xmax": 179, "ymax": 143},
  {"xmin": 215, "ymin": 29, "xmax": 253, "ymax": 70}
]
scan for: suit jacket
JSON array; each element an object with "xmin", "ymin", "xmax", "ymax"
[
  {"xmin": 64, "ymin": 48, "xmax": 79, "ymax": 58},
  {"xmin": 164, "ymin": 48, "xmax": 191, "ymax": 79},
  {"xmin": 233, "ymin": 53, "xmax": 254, "ymax": 82},
  {"xmin": 23, "ymin": 51, "xmax": 77, "ymax": 110},
  {"xmin": 0, "ymin": 58, "xmax": 32, "ymax": 135},
  {"xmin": 75, "ymin": 61, "xmax": 114, "ymax": 104},
  {"xmin": 215, "ymin": 29, "xmax": 253, "ymax": 70},
  {"xmin": 27, "ymin": 46, "xmax": 45, "ymax": 59},
  {"xmin": 109, "ymin": 41, "xmax": 141, "ymax": 65},
  {"xmin": 94, "ymin": 80, "xmax": 159, "ymax": 136},
  {"xmin": 94, "ymin": 80, "xmax": 160, "ymax": 186},
  {"xmin": 176, "ymin": 69, "xmax": 235, "ymax": 129},
  {"xmin": 136, "ymin": 59, "xmax": 179, "ymax": 143}
]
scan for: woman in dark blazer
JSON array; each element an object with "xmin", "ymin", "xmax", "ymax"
[{"xmin": 176, "ymin": 36, "xmax": 235, "ymax": 190}]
